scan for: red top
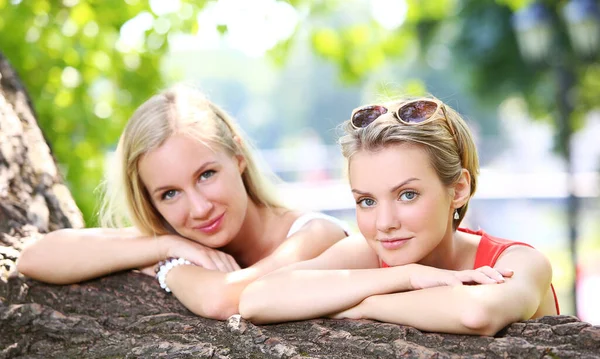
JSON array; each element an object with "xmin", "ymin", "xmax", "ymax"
[{"xmin": 381, "ymin": 227, "xmax": 560, "ymax": 314}]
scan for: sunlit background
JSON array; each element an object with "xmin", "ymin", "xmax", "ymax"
[{"xmin": 1, "ymin": 0, "xmax": 599, "ymax": 323}]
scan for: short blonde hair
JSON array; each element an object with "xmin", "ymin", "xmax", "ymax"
[
  {"xmin": 99, "ymin": 84, "xmax": 284, "ymax": 234},
  {"xmin": 338, "ymin": 96, "xmax": 479, "ymax": 229}
]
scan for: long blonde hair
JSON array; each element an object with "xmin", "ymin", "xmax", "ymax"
[
  {"xmin": 338, "ymin": 96, "xmax": 479, "ymax": 229},
  {"xmin": 99, "ymin": 84, "xmax": 285, "ymax": 234}
]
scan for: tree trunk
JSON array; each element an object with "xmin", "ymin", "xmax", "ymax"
[{"xmin": 1, "ymin": 52, "xmax": 599, "ymax": 359}]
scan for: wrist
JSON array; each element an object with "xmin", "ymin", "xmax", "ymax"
[
  {"xmin": 156, "ymin": 234, "xmax": 177, "ymax": 261},
  {"xmin": 393, "ymin": 263, "xmax": 417, "ymax": 291},
  {"xmin": 155, "ymin": 257, "xmax": 195, "ymax": 293}
]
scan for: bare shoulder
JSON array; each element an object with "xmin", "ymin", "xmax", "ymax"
[
  {"xmin": 283, "ymin": 210, "xmax": 349, "ymax": 239},
  {"xmin": 297, "ymin": 233, "xmax": 379, "ymax": 270},
  {"xmin": 297, "ymin": 215, "xmax": 348, "ymax": 237},
  {"xmin": 496, "ymin": 245, "xmax": 552, "ymax": 277}
]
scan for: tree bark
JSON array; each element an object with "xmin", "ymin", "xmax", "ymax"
[{"xmin": 1, "ymin": 52, "xmax": 599, "ymax": 359}]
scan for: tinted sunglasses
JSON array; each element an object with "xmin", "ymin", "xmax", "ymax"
[{"xmin": 350, "ymin": 100, "xmax": 457, "ymax": 138}]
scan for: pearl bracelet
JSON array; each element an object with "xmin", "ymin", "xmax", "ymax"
[{"xmin": 155, "ymin": 257, "xmax": 194, "ymax": 293}]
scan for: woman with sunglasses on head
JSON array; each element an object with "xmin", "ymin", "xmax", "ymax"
[
  {"xmin": 17, "ymin": 84, "xmax": 349, "ymax": 320},
  {"xmin": 240, "ymin": 97, "xmax": 559, "ymax": 335}
]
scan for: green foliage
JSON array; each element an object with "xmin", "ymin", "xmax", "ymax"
[
  {"xmin": 301, "ymin": 0, "xmax": 599, "ymax": 155},
  {"xmin": 0, "ymin": 0, "xmax": 200, "ymax": 225},
  {"xmin": 310, "ymin": 24, "xmax": 417, "ymax": 83},
  {"xmin": 495, "ymin": 0, "xmax": 534, "ymax": 11},
  {"xmin": 1, "ymin": 0, "xmax": 596, "ymax": 226}
]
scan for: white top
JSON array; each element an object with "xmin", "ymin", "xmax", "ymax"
[{"xmin": 286, "ymin": 212, "xmax": 351, "ymax": 238}]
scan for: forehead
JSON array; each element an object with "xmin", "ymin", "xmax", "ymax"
[
  {"xmin": 349, "ymin": 144, "xmax": 437, "ymax": 186},
  {"xmin": 137, "ymin": 134, "xmax": 226, "ymax": 186}
]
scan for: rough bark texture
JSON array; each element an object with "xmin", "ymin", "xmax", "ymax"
[
  {"xmin": 0, "ymin": 52, "xmax": 84, "ymax": 279},
  {"xmin": 1, "ymin": 52, "xmax": 600, "ymax": 359}
]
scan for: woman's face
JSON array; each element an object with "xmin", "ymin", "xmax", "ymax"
[
  {"xmin": 349, "ymin": 143, "xmax": 454, "ymax": 266},
  {"xmin": 138, "ymin": 133, "xmax": 248, "ymax": 247}
]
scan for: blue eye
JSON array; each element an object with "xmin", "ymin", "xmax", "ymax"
[
  {"xmin": 399, "ymin": 191, "xmax": 418, "ymax": 202},
  {"xmin": 357, "ymin": 198, "xmax": 376, "ymax": 208},
  {"xmin": 161, "ymin": 189, "xmax": 178, "ymax": 201},
  {"xmin": 199, "ymin": 170, "xmax": 216, "ymax": 181}
]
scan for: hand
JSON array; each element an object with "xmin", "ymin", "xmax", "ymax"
[
  {"xmin": 455, "ymin": 265, "xmax": 514, "ymax": 285},
  {"xmin": 160, "ymin": 234, "xmax": 242, "ymax": 272},
  {"xmin": 408, "ymin": 264, "xmax": 513, "ymax": 290}
]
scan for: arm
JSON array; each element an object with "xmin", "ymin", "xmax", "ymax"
[
  {"xmin": 165, "ymin": 218, "xmax": 348, "ymax": 320},
  {"xmin": 17, "ymin": 227, "xmax": 238, "ymax": 284},
  {"xmin": 339, "ymin": 246, "xmax": 552, "ymax": 336},
  {"xmin": 16, "ymin": 227, "xmax": 164, "ymax": 284},
  {"xmin": 239, "ymin": 235, "xmax": 506, "ymax": 324},
  {"xmin": 239, "ymin": 234, "xmax": 381, "ymax": 323}
]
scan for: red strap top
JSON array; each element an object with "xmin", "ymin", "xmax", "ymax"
[{"xmin": 381, "ymin": 227, "xmax": 560, "ymax": 314}]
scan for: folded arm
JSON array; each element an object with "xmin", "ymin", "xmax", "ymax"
[
  {"xmin": 161, "ymin": 218, "xmax": 348, "ymax": 320},
  {"xmin": 239, "ymin": 235, "xmax": 508, "ymax": 324},
  {"xmin": 335, "ymin": 246, "xmax": 552, "ymax": 336}
]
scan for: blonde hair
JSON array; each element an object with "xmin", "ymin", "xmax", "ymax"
[
  {"xmin": 99, "ymin": 84, "xmax": 284, "ymax": 234},
  {"xmin": 338, "ymin": 96, "xmax": 479, "ymax": 229}
]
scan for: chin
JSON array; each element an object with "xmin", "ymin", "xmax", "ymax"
[
  {"xmin": 380, "ymin": 253, "xmax": 418, "ymax": 267},
  {"xmin": 185, "ymin": 232, "xmax": 229, "ymax": 248}
]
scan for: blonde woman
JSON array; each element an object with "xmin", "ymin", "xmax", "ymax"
[
  {"xmin": 17, "ymin": 85, "xmax": 349, "ymax": 320},
  {"xmin": 240, "ymin": 98, "xmax": 559, "ymax": 335}
]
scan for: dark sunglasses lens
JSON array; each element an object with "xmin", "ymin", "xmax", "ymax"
[
  {"xmin": 398, "ymin": 101, "xmax": 438, "ymax": 123},
  {"xmin": 352, "ymin": 106, "xmax": 388, "ymax": 128}
]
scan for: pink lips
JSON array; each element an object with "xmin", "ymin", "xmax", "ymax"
[
  {"xmin": 379, "ymin": 237, "xmax": 411, "ymax": 250},
  {"xmin": 194, "ymin": 213, "xmax": 224, "ymax": 234}
]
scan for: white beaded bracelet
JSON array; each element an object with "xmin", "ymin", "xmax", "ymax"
[{"xmin": 155, "ymin": 257, "xmax": 194, "ymax": 293}]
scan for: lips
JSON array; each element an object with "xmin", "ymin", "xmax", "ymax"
[
  {"xmin": 378, "ymin": 237, "xmax": 411, "ymax": 250},
  {"xmin": 193, "ymin": 213, "xmax": 225, "ymax": 234}
]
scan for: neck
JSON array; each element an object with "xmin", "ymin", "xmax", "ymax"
[
  {"xmin": 417, "ymin": 227, "xmax": 465, "ymax": 270},
  {"xmin": 221, "ymin": 199, "xmax": 280, "ymax": 268}
]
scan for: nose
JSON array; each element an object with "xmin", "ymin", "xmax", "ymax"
[
  {"xmin": 187, "ymin": 190, "xmax": 213, "ymax": 219},
  {"xmin": 375, "ymin": 201, "xmax": 400, "ymax": 233}
]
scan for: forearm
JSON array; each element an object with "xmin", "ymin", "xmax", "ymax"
[
  {"xmin": 166, "ymin": 265, "xmax": 265, "ymax": 320},
  {"xmin": 17, "ymin": 228, "xmax": 162, "ymax": 284},
  {"xmin": 239, "ymin": 265, "xmax": 415, "ymax": 324},
  {"xmin": 358, "ymin": 284, "xmax": 525, "ymax": 336}
]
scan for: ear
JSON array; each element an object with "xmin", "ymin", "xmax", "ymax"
[
  {"xmin": 452, "ymin": 169, "xmax": 471, "ymax": 209},
  {"xmin": 235, "ymin": 154, "xmax": 246, "ymax": 174},
  {"xmin": 233, "ymin": 135, "xmax": 243, "ymax": 148},
  {"xmin": 232, "ymin": 136, "xmax": 246, "ymax": 174}
]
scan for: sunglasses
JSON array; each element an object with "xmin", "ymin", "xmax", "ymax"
[{"xmin": 350, "ymin": 100, "xmax": 457, "ymax": 138}]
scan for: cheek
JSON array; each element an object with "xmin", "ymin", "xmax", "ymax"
[
  {"xmin": 155, "ymin": 202, "xmax": 187, "ymax": 228},
  {"xmin": 404, "ymin": 205, "xmax": 434, "ymax": 228},
  {"xmin": 408, "ymin": 197, "xmax": 450, "ymax": 232},
  {"xmin": 356, "ymin": 210, "xmax": 376, "ymax": 237}
]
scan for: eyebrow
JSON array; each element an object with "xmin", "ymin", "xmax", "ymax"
[
  {"xmin": 351, "ymin": 177, "xmax": 420, "ymax": 196},
  {"xmin": 151, "ymin": 161, "xmax": 217, "ymax": 196}
]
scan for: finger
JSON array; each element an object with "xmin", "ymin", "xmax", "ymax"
[
  {"xmin": 219, "ymin": 252, "xmax": 237, "ymax": 272},
  {"xmin": 213, "ymin": 251, "xmax": 231, "ymax": 272},
  {"xmin": 209, "ymin": 251, "xmax": 231, "ymax": 273},
  {"xmin": 194, "ymin": 251, "xmax": 218, "ymax": 271},
  {"xmin": 228, "ymin": 255, "xmax": 241, "ymax": 271},
  {"xmin": 445, "ymin": 275, "xmax": 464, "ymax": 287},
  {"xmin": 477, "ymin": 266, "xmax": 506, "ymax": 283},
  {"xmin": 459, "ymin": 270, "xmax": 497, "ymax": 284},
  {"xmin": 496, "ymin": 268, "xmax": 514, "ymax": 278},
  {"xmin": 231, "ymin": 257, "xmax": 242, "ymax": 271}
]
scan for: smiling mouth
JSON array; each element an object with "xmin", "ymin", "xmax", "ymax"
[
  {"xmin": 378, "ymin": 237, "xmax": 412, "ymax": 242},
  {"xmin": 194, "ymin": 213, "xmax": 224, "ymax": 233},
  {"xmin": 378, "ymin": 237, "xmax": 411, "ymax": 250}
]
